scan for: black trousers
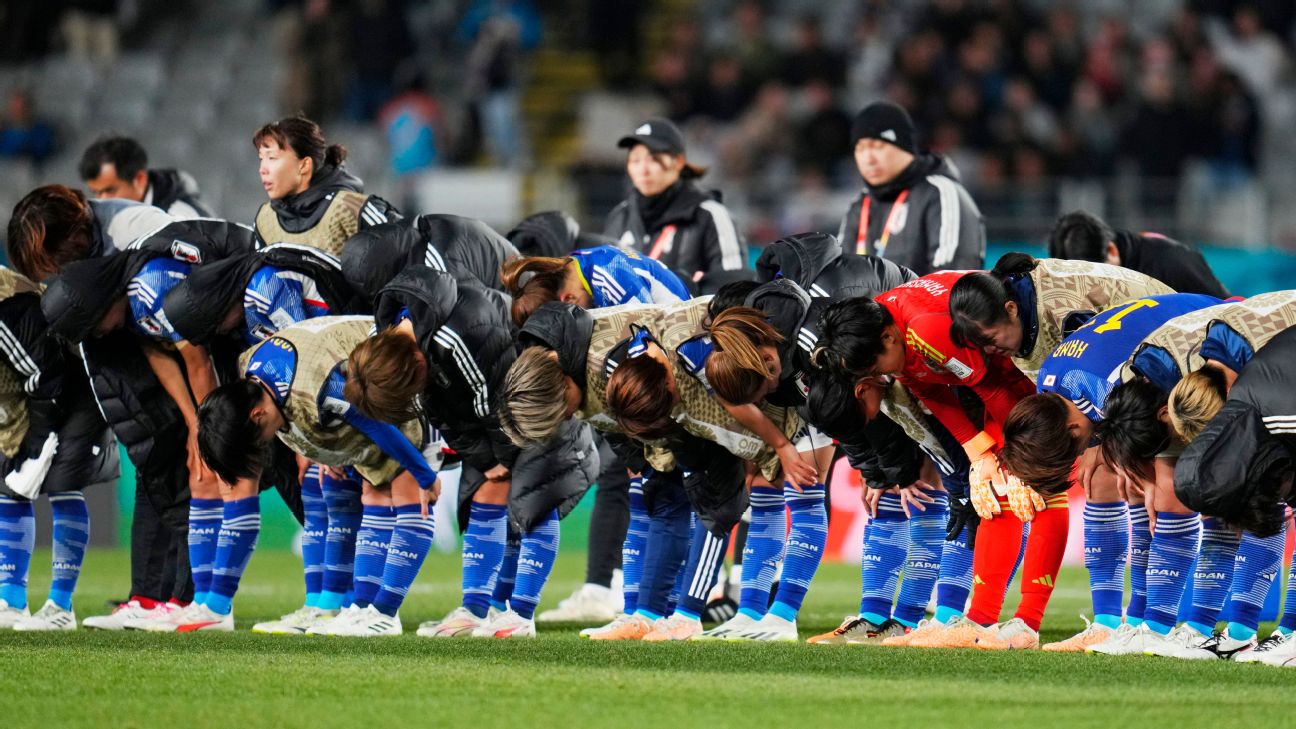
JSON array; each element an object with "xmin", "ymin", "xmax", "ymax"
[{"xmin": 585, "ymin": 434, "xmax": 630, "ymax": 587}]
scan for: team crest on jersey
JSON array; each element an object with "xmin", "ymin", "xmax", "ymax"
[
  {"xmin": 943, "ymin": 356, "xmax": 972, "ymax": 379},
  {"xmin": 137, "ymin": 315, "xmax": 164, "ymax": 335},
  {"xmin": 889, "ymin": 202, "xmax": 909, "ymax": 233},
  {"xmin": 170, "ymin": 240, "xmax": 202, "ymax": 264}
]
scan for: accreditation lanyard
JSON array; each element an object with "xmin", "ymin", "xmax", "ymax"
[{"xmin": 854, "ymin": 189, "xmax": 909, "ymax": 256}]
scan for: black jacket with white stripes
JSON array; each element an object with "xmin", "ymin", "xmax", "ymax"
[
  {"xmin": 837, "ymin": 153, "xmax": 985, "ymax": 275},
  {"xmin": 1176, "ymin": 327, "xmax": 1296, "ymax": 522},
  {"xmin": 604, "ymin": 179, "xmax": 749, "ymax": 295},
  {"xmin": 341, "ymin": 214, "xmax": 520, "ymax": 305}
]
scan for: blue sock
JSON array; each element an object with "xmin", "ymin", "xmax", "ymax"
[
  {"xmin": 769, "ymin": 483, "xmax": 827, "ymax": 622},
  {"xmin": 665, "ymin": 514, "xmax": 693, "ymax": 617},
  {"xmin": 1084, "ymin": 501, "xmax": 1129, "ymax": 629},
  {"xmin": 621, "ymin": 477, "xmax": 649, "ymax": 614},
  {"xmin": 300, "ymin": 468, "xmax": 326, "ymax": 608},
  {"xmin": 935, "ymin": 524, "xmax": 974, "ymax": 624},
  {"xmin": 372, "ymin": 504, "xmax": 435, "ymax": 617},
  {"xmin": 187, "ymin": 497, "xmax": 222, "ymax": 606},
  {"xmin": 1281, "ymin": 558, "xmax": 1296, "ymax": 635},
  {"xmin": 1144, "ymin": 512, "xmax": 1201, "ymax": 633},
  {"xmin": 492, "ymin": 529, "xmax": 521, "ymax": 611},
  {"xmin": 636, "ymin": 479, "xmax": 691, "ymax": 619},
  {"xmin": 739, "ymin": 485, "xmax": 785, "ymax": 620},
  {"xmin": 675, "ymin": 518, "xmax": 727, "ymax": 621},
  {"xmin": 1185, "ymin": 517, "xmax": 1240, "ymax": 636},
  {"xmin": 461, "ymin": 502, "xmax": 508, "ymax": 618},
  {"xmin": 895, "ymin": 492, "xmax": 948, "ymax": 627},
  {"xmin": 353, "ymin": 505, "xmax": 396, "ymax": 607},
  {"xmin": 48, "ymin": 492, "xmax": 89, "ymax": 611},
  {"xmin": 858, "ymin": 493, "xmax": 908, "ymax": 625},
  {"xmin": 0, "ymin": 497, "xmax": 34, "ymax": 610},
  {"xmin": 320, "ymin": 472, "xmax": 362, "ymax": 611},
  {"xmin": 510, "ymin": 509, "xmax": 559, "ymax": 620},
  {"xmin": 1127, "ymin": 505, "xmax": 1152, "ymax": 625},
  {"xmin": 205, "ymin": 496, "xmax": 261, "ymax": 615},
  {"xmin": 1224, "ymin": 523, "xmax": 1286, "ymax": 640}
]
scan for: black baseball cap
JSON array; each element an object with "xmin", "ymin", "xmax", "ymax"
[{"xmin": 617, "ymin": 117, "xmax": 685, "ymax": 155}]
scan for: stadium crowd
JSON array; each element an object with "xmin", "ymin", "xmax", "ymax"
[{"xmin": 0, "ymin": 0, "xmax": 1294, "ymax": 670}]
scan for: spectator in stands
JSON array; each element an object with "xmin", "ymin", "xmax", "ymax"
[
  {"xmin": 345, "ymin": 0, "xmax": 415, "ymax": 122},
  {"xmin": 0, "ymin": 90, "xmax": 56, "ymax": 165},
  {"xmin": 604, "ymin": 117, "xmax": 747, "ymax": 293},
  {"xmin": 460, "ymin": 0, "xmax": 542, "ymax": 168},
  {"xmin": 60, "ymin": 0, "xmax": 119, "ymax": 69},
  {"xmin": 781, "ymin": 16, "xmax": 845, "ymax": 88},
  {"xmin": 837, "ymin": 101, "xmax": 985, "ymax": 274},
  {"xmin": 79, "ymin": 136, "xmax": 211, "ymax": 219},
  {"xmin": 1047, "ymin": 210, "xmax": 1229, "ymax": 297}
]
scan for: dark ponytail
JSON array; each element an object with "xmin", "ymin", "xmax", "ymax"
[
  {"xmin": 948, "ymin": 253, "xmax": 1038, "ymax": 349},
  {"xmin": 253, "ymin": 115, "xmax": 347, "ymax": 178},
  {"xmin": 810, "ymin": 297, "xmax": 894, "ymax": 379}
]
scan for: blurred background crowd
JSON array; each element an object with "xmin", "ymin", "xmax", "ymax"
[{"xmin": 2, "ymin": 0, "xmax": 1295, "ymax": 250}]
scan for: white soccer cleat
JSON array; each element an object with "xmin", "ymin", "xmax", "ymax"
[
  {"xmin": 691, "ymin": 612, "xmax": 758, "ymax": 641},
  {"xmin": 328, "ymin": 604, "xmax": 401, "ymax": 637},
  {"xmin": 0, "ymin": 598, "xmax": 31, "ymax": 629},
  {"xmin": 537, "ymin": 583, "xmax": 619, "ymax": 624},
  {"xmin": 86, "ymin": 599, "xmax": 169, "ymax": 631},
  {"xmin": 728, "ymin": 613, "xmax": 798, "ymax": 642},
  {"xmin": 1168, "ymin": 631, "xmax": 1257, "ymax": 661},
  {"xmin": 975, "ymin": 617, "xmax": 1040, "ymax": 651},
  {"xmin": 642, "ymin": 613, "xmax": 704, "ymax": 642},
  {"xmin": 477, "ymin": 608, "xmax": 536, "ymax": 639},
  {"xmin": 1087, "ymin": 622, "xmax": 1154, "ymax": 655},
  {"xmin": 13, "ymin": 600, "xmax": 75, "ymax": 631},
  {"xmin": 159, "ymin": 603, "xmax": 234, "ymax": 633},
  {"xmin": 1143, "ymin": 624, "xmax": 1206, "ymax": 657},
  {"xmin": 579, "ymin": 613, "xmax": 651, "ymax": 640},
  {"xmin": 1255, "ymin": 631, "xmax": 1296, "ymax": 667},
  {"xmin": 419, "ymin": 606, "xmax": 487, "ymax": 638},
  {"xmin": 307, "ymin": 605, "xmax": 360, "ymax": 635},
  {"xmin": 253, "ymin": 606, "xmax": 337, "ymax": 635},
  {"xmin": 1235, "ymin": 630, "xmax": 1293, "ymax": 664}
]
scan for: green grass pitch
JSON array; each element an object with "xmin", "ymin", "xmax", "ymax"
[{"xmin": 2, "ymin": 548, "xmax": 1294, "ymax": 729}]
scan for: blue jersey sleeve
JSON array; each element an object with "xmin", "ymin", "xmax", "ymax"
[
  {"xmin": 321, "ymin": 365, "xmax": 438, "ymax": 489},
  {"xmin": 1199, "ymin": 321, "xmax": 1255, "ymax": 373},
  {"xmin": 573, "ymin": 246, "xmax": 690, "ymax": 306},
  {"xmin": 244, "ymin": 266, "xmax": 330, "ymax": 344},
  {"xmin": 128, "ymin": 258, "xmax": 191, "ymax": 343}
]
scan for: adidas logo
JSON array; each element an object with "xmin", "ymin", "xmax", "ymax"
[
  {"xmin": 636, "ymin": 123, "xmax": 652, "ymax": 135},
  {"xmin": 881, "ymin": 129, "xmax": 897, "ymax": 142},
  {"xmin": 1031, "ymin": 575, "xmax": 1055, "ymax": 587},
  {"xmin": 973, "ymin": 575, "xmax": 986, "ymax": 585}
]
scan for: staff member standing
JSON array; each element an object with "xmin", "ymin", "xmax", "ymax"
[
  {"xmin": 604, "ymin": 118, "xmax": 747, "ymax": 294},
  {"xmin": 838, "ymin": 101, "xmax": 984, "ymax": 275},
  {"xmin": 78, "ymin": 136, "xmax": 212, "ymax": 219}
]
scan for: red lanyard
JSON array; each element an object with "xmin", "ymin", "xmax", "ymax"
[
  {"xmin": 855, "ymin": 190, "xmax": 909, "ymax": 256},
  {"xmin": 646, "ymin": 224, "xmax": 677, "ymax": 260}
]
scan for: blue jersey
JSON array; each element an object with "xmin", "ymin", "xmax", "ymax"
[
  {"xmin": 128, "ymin": 258, "xmax": 192, "ymax": 343},
  {"xmin": 245, "ymin": 338, "xmax": 438, "ymax": 488},
  {"xmin": 571, "ymin": 245, "xmax": 690, "ymax": 307},
  {"xmin": 1037, "ymin": 293, "xmax": 1223, "ymax": 422},
  {"xmin": 243, "ymin": 265, "xmax": 330, "ymax": 344}
]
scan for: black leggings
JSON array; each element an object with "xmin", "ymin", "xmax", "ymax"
[{"xmin": 585, "ymin": 435, "xmax": 629, "ymax": 587}]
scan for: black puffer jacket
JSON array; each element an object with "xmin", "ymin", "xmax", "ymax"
[
  {"xmin": 374, "ymin": 266, "xmax": 518, "ymax": 474},
  {"xmin": 342, "ymin": 214, "xmax": 519, "ymax": 304},
  {"xmin": 162, "ymin": 244, "xmax": 365, "ymax": 345},
  {"xmin": 507, "ymin": 416, "xmax": 601, "ymax": 532},
  {"xmin": 518, "ymin": 302, "xmax": 594, "ymax": 391},
  {"xmin": 506, "ymin": 210, "xmax": 617, "ymax": 258},
  {"xmin": 755, "ymin": 232, "xmax": 916, "ymax": 299},
  {"xmin": 604, "ymin": 180, "xmax": 749, "ymax": 295},
  {"xmin": 1176, "ymin": 327, "xmax": 1296, "ymax": 521}
]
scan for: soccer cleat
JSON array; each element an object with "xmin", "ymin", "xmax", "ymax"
[
  {"xmin": 1042, "ymin": 616, "xmax": 1113, "ymax": 652},
  {"xmin": 537, "ymin": 583, "xmax": 619, "ymax": 624},
  {"xmin": 975, "ymin": 617, "xmax": 1039, "ymax": 651},
  {"xmin": 1144, "ymin": 624, "xmax": 1208, "ymax": 657},
  {"xmin": 419, "ymin": 606, "xmax": 487, "ymax": 638},
  {"xmin": 1087, "ymin": 622, "xmax": 1154, "ymax": 655},
  {"xmin": 728, "ymin": 613, "xmax": 798, "ymax": 642},
  {"xmin": 327, "ymin": 605, "xmax": 401, "ymax": 637},
  {"xmin": 691, "ymin": 612, "xmax": 757, "ymax": 641},
  {"xmin": 167, "ymin": 603, "xmax": 234, "ymax": 633},
  {"xmin": 13, "ymin": 600, "xmax": 75, "ymax": 631},
  {"xmin": 1168, "ymin": 631, "xmax": 1256, "ymax": 661},
  {"xmin": 642, "ymin": 613, "xmax": 703, "ymax": 642},
  {"xmin": 0, "ymin": 598, "xmax": 31, "ymax": 628},
  {"xmin": 481, "ymin": 609, "xmax": 537, "ymax": 639},
  {"xmin": 85, "ymin": 599, "xmax": 168, "ymax": 631},
  {"xmin": 1256, "ymin": 631, "xmax": 1296, "ymax": 667},
  {"xmin": 805, "ymin": 616, "xmax": 880, "ymax": 646},
  {"xmin": 909, "ymin": 616, "xmax": 992, "ymax": 649},
  {"xmin": 252, "ymin": 606, "xmax": 337, "ymax": 635},
  {"xmin": 882, "ymin": 618, "xmax": 944, "ymax": 647},
  {"xmin": 1236, "ymin": 630, "xmax": 1293, "ymax": 664},
  {"xmin": 307, "ymin": 605, "xmax": 360, "ymax": 635},
  {"xmin": 584, "ymin": 613, "xmax": 653, "ymax": 641}
]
